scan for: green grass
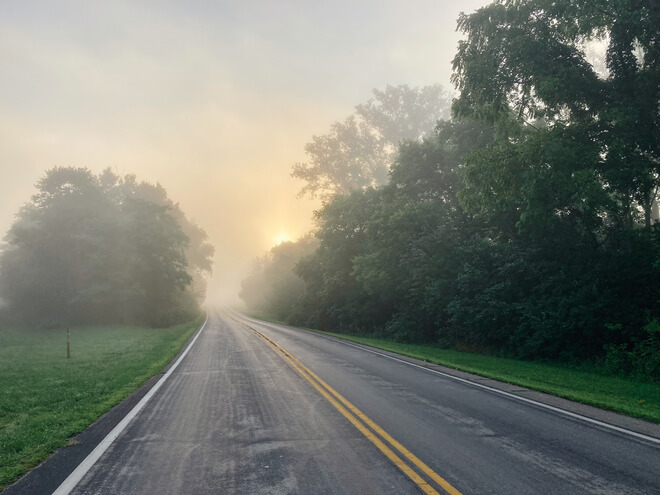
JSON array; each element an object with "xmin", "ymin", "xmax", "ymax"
[
  {"xmin": 249, "ymin": 314, "xmax": 660, "ymax": 424},
  {"xmin": 0, "ymin": 316, "xmax": 203, "ymax": 490}
]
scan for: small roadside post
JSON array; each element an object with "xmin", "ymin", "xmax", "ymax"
[{"xmin": 67, "ymin": 328, "xmax": 70, "ymax": 359}]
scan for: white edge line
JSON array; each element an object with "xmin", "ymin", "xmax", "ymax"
[
  {"xmin": 52, "ymin": 313, "xmax": 209, "ymax": 495},
  {"xmin": 237, "ymin": 313, "xmax": 660, "ymax": 447}
]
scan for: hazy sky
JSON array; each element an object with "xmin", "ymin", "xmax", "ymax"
[{"xmin": 0, "ymin": 0, "xmax": 489, "ymax": 302}]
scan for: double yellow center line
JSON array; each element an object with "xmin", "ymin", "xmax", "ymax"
[{"xmin": 237, "ymin": 320, "xmax": 462, "ymax": 495}]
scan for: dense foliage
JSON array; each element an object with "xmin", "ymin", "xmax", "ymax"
[
  {"xmin": 0, "ymin": 167, "xmax": 214, "ymax": 327},
  {"xmin": 242, "ymin": 0, "xmax": 660, "ymax": 379}
]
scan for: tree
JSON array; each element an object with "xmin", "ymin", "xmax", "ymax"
[
  {"xmin": 118, "ymin": 196, "xmax": 192, "ymax": 326},
  {"xmin": 292, "ymin": 84, "xmax": 452, "ymax": 199},
  {"xmin": 98, "ymin": 168, "xmax": 214, "ymax": 304},
  {"xmin": 0, "ymin": 167, "xmax": 213, "ymax": 326},
  {"xmin": 294, "ymin": 189, "xmax": 385, "ymax": 331},
  {"xmin": 452, "ymin": 0, "xmax": 660, "ymax": 227},
  {"xmin": 449, "ymin": 0, "xmax": 660, "ymax": 362},
  {"xmin": 240, "ymin": 235, "xmax": 318, "ymax": 321},
  {"xmin": 0, "ymin": 168, "xmax": 116, "ymax": 324}
]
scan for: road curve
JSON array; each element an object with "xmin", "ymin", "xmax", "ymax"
[{"xmin": 7, "ymin": 309, "xmax": 660, "ymax": 494}]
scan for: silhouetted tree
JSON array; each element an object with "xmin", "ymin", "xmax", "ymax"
[
  {"xmin": 0, "ymin": 167, "xmax": 214, "ymax": 327},
  {"xmin": 243, "ymin": 2, "xmax": 660, "ymax": 378},
  {"xmin": 240, "ymin": 235, "xmax": 318, "ymax": 322},
  {"xmin": 292, "ymin": 84, "xmax": 451, "ymax": 199}
]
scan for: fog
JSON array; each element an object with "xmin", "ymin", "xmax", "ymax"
[{"xmin": 0, "ymin": 0, "xmax": 489, "ymax": 304}]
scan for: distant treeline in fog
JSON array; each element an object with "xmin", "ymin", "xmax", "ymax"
[
  {"xmin": 241, "ymin": 1, "xmax": 660, "ymax": 378},
  {"xmin": 0, "ymin": 167, "xmax": 214, "ymax": 327}
]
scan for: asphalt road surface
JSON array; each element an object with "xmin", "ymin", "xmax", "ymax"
[{"xmin": 12, "ymin": 309, "xmax": 660, "ymax": 494}]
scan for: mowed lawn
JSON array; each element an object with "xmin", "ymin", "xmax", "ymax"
[{"xmin": 0, "ymin": 316, "xmax": 202, "ymax": 489}]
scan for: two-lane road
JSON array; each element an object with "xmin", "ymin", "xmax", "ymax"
[
  {"xmin": 12, "ymin": 309, "xmax": 660, "ymax": 494},
  {"xmin": 232, "ymin": 312, "xmax": 660, "ymax": 494}
]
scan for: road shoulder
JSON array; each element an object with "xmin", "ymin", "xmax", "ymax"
[
  {"xmin": 239, "ymin": 313, "xmax": 660, "ymax": 443},
  {"xmin": 2, "ymin": 319, "xmax": 206, "ymax": 495}
]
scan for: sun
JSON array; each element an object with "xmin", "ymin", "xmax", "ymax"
[{"xmin": 273, "ymin": 232, "xmax": 291, "ymax": 246}]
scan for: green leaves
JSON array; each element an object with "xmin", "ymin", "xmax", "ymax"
[
  {"xmin": 0, "ymin": 167, "xmax": 212, "ymax": 327},
  {"xmin": 453, "ymin": 0, "xmax": 659, "ymax": 226},
  {"xmin": 243, "ymin": 1, "xmax": 659, "ymax": 372},
  {"xmin": 453, "ymin": 0, "xmax": 606, "ymax": 125}
]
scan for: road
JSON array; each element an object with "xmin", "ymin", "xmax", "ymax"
[{"xmin": 15, "ymin": 309, "xmax": 660, "ymax": 494}]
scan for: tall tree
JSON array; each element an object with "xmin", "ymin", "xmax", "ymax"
[
  {"xmin": 98, "ymin": 169, "xmax": 215, "ymax": 303},
  {"xmin": 0, "ymin": 167, "xmax": 213, "ymax": 326},
  {"xmin": 452, "ymin": 0, "xmax": 660, "ymax": 227},
  {"xmin": 292, "ymin": 84, "xmax": 452, "ymax": 199},
  {"xmin": 450, "ymin": 0, "xmax": 660, "ymax": 360}
]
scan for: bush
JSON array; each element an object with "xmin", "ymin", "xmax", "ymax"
[{"xmin": 604, "ymin": 321, "xmax": 660, "ymax": 380}]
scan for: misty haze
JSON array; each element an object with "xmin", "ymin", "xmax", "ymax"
[{"xmin": 1, "ymin": 1, "xmax": 659, "ymax": 494}]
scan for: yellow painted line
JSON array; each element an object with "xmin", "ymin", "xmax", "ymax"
[
  {"xmin": 233, "ymin": 317, "xmax": 462, "ymax": 495},
  {"xmin": 289, "ymin": 351, "xmax": 462, "ymax": 495},
  {"xmin": 277, "ymin": 341, "xmax": 440, "ymax": 495},
  {"xmin": 266, "ymin": 336, "xmax": 440, "ymax": 495}
]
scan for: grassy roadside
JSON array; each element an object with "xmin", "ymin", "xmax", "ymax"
[
  {"xmin": 248, "ymin": 313, "xmax": 660, "ymax": 424},
  {"xmin": 0, "ymin": 315, "xmax": 203, "ymax": 490}
]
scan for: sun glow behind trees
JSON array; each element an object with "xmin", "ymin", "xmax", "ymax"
[
  {"xmin": 241, "ymin": 0, "xmax": 660, "ymax": 378},
  {"xmin": 0, "ymin": 0, "xmax": 493, "ymax": 305},
  {"xmin": 273, "ymin": 232, "xmax": 292, "ymax": 246}
]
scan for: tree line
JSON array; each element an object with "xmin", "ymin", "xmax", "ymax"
[
  {"xmin": 241, "ymin": 0, "xmax": 660, "ymax": 378},
  {"xmin": 0, "ymin": 167, "xmax": 214, "ymax": 327}
]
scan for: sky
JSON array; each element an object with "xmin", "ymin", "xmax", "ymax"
[{"xmin": 0, "ymin": 0, "xmax": 489, "ymax": 302}]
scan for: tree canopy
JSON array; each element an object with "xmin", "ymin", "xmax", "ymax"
[
  {"xmin": 0, "ymin": 167, "xmax": 214, "ymax": 327},
  {"xmin": 291, "ymin": 84, "xmax": 452, "ymax": 199},
  {"xmin": 242, "ymin": 1, "xmax": 660, "ymax": 379},
  {"xmin": 452, "ymin": 0, "xmax": 660, "ymax": 227}
]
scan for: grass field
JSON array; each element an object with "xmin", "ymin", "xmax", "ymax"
[
  {"xmin": 0, "ymin": 316, "xmax": 203, "ymax": 490},
  {"xmin": 249, "ymin": 313, "xmax": 660, "ymax": 424}
]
